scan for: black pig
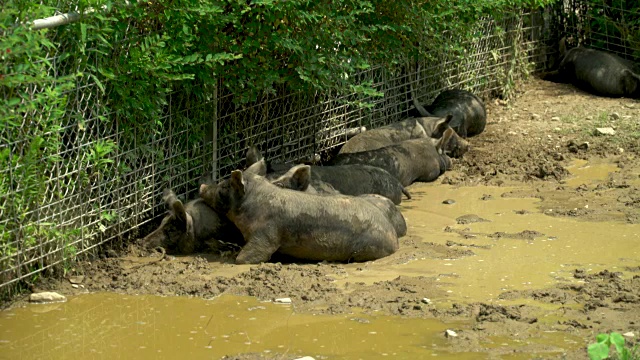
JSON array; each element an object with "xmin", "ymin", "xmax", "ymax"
[
  {"xmin": 338, "ymin": 114, "xmax": 470, "ymax": 157},
  {"xmin": 333, "ymin": 128, "xmax": 455, "ymax": 186},
  {"xmin": 142, "ymin": 189, "xmax": 243, "ymax": 254},
  {"xmin": 198, "ymin": 161, "xmax": 400, "ymax": 264}
]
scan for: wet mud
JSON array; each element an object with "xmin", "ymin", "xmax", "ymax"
[{"xmin": 2, "ymin": 78, "xmax": 640, "ymax": 359}]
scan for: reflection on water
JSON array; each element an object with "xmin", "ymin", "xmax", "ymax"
[{"xmin": 0, "ymin": 293, "xmax": 484, "ymax": 360}]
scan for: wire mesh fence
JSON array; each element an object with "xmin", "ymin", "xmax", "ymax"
[{"xmin": 1, "ymin": 2, "xmax": 638, "ymax": 298}]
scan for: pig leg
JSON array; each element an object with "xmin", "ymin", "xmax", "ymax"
[{"xmin": 235, "ymin": 236, "xmax": 280, "ymax": 264}]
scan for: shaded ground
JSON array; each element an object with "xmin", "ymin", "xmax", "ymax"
[{"xmin": 13, "ymin": 78, "xmax": 640, "ymax": 359}]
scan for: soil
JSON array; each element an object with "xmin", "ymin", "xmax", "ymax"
[{"xmin": 13, "ymin": 78, "xmax": 640, "ymax": 359}]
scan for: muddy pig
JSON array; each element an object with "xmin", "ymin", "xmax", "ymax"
[
  {"xmin": 141, "ymin": 189, "xmax": 244, "ymax": 254},
  {"xmin": 552, "ymin": 38, "xmax": 640, "ymax": 98},
  {"xmin": 338, "ymin": 114, "xmax": 470, "ymax": 158},
  {"xmin": 198, "ymin": 160, "xmax": 400, "ymax": 264},
  {"xmin": 424, "ymin": 89, "xmax": 487, "ymax": 138},
  {"xmin": 272, "ymin": 165, "xmax": 407, "ymax": 237},
  {"xmin": 333, "ymin": 128, "xmax": 456, "ymax": 186},
  {"xmin": 247, "ymin": 146, "xmax": 411, "ymax": 204},
  {"xmin": 271, "ymin": 164, "xmax": 411, "ymax": 204}
]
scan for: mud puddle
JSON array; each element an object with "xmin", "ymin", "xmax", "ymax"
[
  {"xmin": 0, "ymin": 293, "xmax": 487, "ymax": 360},
  {"xmin": 330, "ymin": 160, "xmax": 639, "ymax": 308}
]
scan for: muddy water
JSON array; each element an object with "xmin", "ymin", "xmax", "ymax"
[
  {"xmin": 1, "ymin": 293, "xmax": 481, "ymax": 360},
  {"xmin": 332, "ymin": 160, "xmax": 640, "ymax": 306},
  {"xmin": 0, "ymin": 159, "xmax": 631, "ymax": 359}
]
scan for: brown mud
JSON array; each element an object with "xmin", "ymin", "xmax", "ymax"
[{"xmin": 3, "ymin": 78, "xmax": 640, "ymax": 359}]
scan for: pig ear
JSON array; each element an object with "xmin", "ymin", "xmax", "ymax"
[
  {"xmin": 292, "ymin": 165, "xmax": 311, "ymax": 191},
  {"xmin": 245, "ymin": 146, "xmax": 264, "ymax": 168},
  {"xmin": 433, "ymin": 114, "xmax": 454, "ymax": 136},
  {"xmin": 436, "ymin": 128, "xmax": 454, "ymax": 155},
  {"xmin": 244, "ymin": 159, "xmax": 267, "ymax": 177},
  {"xmin": 162, "ymin": 189, "xmax": 179, "ymax": 208},
  {"xmin": 171, "ymin": 198, "xmax": 188, "ymax": 226},
  {"xmin": 229, "ymin": 170, "xmax": 246, "ymax": 193},
  {"xmin": 278, "ymin": 164, "xmax": 311, "ymax": 191}
]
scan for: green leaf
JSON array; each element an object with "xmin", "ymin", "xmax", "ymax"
[
  {"xmin": 609, "ymin": 332, "xmax": 625, "ymax": 354},
  {"xmin": 596, "ymin": 333, "xmax": 610, "ymax": 344},
  {"xmin": 90, "ymin": 74, "xmax": 105, "ymax": 94},
  {"xmin": 587, "ymin": 342, "xmax": 610, "ymax": 360},
  {"xmin": 80, "ymin": 23, "xmax": 87, "ymax": 43}
]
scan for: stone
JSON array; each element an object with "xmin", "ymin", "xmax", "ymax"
[
  {"xmin": 445, "ymin": 329, "xmax": 458, "ymax": 338},
  {"xmin": 29, "ymin": 292, "xmax": 67, "ymax": 304},
  {"xmin": 595, "ymin": 127, "xmax": 616, "ymax": 136},
  {"xmin": 531, "ymin": 113, "xmax": 540, "ymax": 120},
  {"xmin": 442, "ymin": 199, "xmax": 456, "ymax": 205},
  {"xmin": 68, "ymin": 275, "xmax": 84, "ymax": 284},
  {"xmin": 274, "ymin": 297, "xmax": 292, "ymax": 304},
  {"xmin": 421, "ymin": 298, "xmax": 431, "ymax": 304},
  {"xmin": 551, "ymin": 116, "xmax": 560, "ymax": 121},
  {"xmin": 622, "ymin": 332, "xmax": 635, "ymax": 338},
  {"xmin": 610, "ymin": 112, "xmax": 620, "ymax": 120},
  {"xmin": 294, "ymin": 357, "xmax": 316, "ymax": 360}
]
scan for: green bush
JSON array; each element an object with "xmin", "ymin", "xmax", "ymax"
[{"xmin": 1, "ymin": 0, "xmax": 565, "ymax": 295}]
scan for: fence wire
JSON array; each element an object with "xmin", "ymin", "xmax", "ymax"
[{"xmin": 1, "ymin": 2, "xmax": 638, "ymax": 298}]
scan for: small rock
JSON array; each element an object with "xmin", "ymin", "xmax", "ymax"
[
  {"xmin": 71, "ymin": 284, "xmax": 79, "ymax": 289},
  {"xmin": 553, "ymin": 127, "xmax": 561, "ymax": 131},
  {"xmin": 29, "ymin": 292, "xmax": 67, "ymax": 304},
  {"xmin": 442, "ymin": 199, "xmax": 456, "ymax": 205},
  {"xmin": 595, "ymin": 127, "xmax": 616, "ymax": 135},
  {"xmin": 618, "ymin": 148, "xmax": 624, "ymax": 154},
  {"xmin": 274, "ymin": 297, "xmax": 292, "ymax": 304},
  {"xmin": 421, "ymin": 298, "xmax": 431, "ymax": 304},
  {"xmin": 578, "ymin": 142, "xmax": 589, "ymax": 150},
  {"xmin": 294, "ymin": 357, "xmax": 316, "ymax": 360},
  {"xmin": 68, "ymin": 275, "xmax": 85, "ymax": 284},
  {"xmin": 531, "ymin": 113, "xmax": 540, "ymax": 120},
  {"xmin": 625, "ymin": 103, "xmax": 635, "ymax": 108},
  {"xmin": 623, "ymin": 332, "xmax": 635, "ymax": 338},
  {"xmin": 610, "ymin": 112, "xmax": 620, "ymax": 120},
  {"xmin": 551, "ymin": 116, "xmax": 560, "ymax": 121},
  {"xmin": 507, "ymin": 131, "xmax": 517, "ymax": 135},
  {"xmin": 445, "ymin": 329, "xmax": 458, "ymax": 338}
]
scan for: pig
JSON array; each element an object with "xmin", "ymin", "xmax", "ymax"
[
  {"xmin": 247, "ymin": 146, "xmax": 411, "ymax": 204},
  {"xmin": 338, "ymin": 114, "xmax": 470, "ymax": 158},
  {"xmin": 198, "ymin": 160, "xmax": 400, "ymax": 264},
  {"xmin": 408, "ymin": 89, "xmax": 487, "ymax": 138},
  {"xmin": 548, "ymin": 38, "xmax": 640, "ymax": 98},
  {"xmin": 425, "ymin": 90, "xmax": 487, "ymax": 138},
  {"xmin": 272, "ymin": 165, "xmax": 407, "ymax": 237},
  {"xmin": 270, "ymin": 164, "xmax": 341, "ymax": 195},
  {"xmin": 333, "ymin": 128, "xmax": 456, "ymax": 187},
  {"xmin": 141, "ymin": 189, "xmax": 244, "ymax": 254}
]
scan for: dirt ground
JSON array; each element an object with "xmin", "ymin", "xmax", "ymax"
[{"xmin": 17, "ymin": 78, "xmax": 640, "ymax": 359}]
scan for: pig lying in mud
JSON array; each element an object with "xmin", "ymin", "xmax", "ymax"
[
  {"xmin": 198, "ymin": 160, "xmax": 400, "ymax": 264},
  {"xmin": 271, "ymin": 165, "xmax": 407, "ymax": 237},
  {"xmin": 142, "ymin": 189, "xmax": 244, "ymax": 254},
  {"xmin": 247, "ymin": 146, "xmax": 411, "ymax": 204},
  {"xmin": 409, "ymin": 89, "xmax": 487, "ymax": 138},
  {"xmin": 546, "ymin": 38, "xmax": 640, "ymax": 98},
  {"xmin": 338, "ymin": 114, "xmax": 470, "ymax": 158},
  {"xmin": 333, "ymin": 128, "xmax": 456, "ymax": 186}
]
